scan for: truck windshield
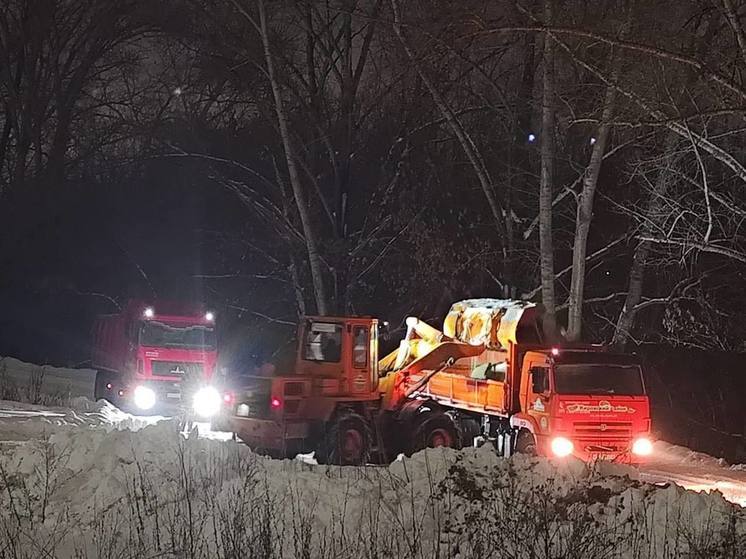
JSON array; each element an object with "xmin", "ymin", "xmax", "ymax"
[
  {"xmin": 554, "ymin": 364, "xmax": 644, "ymax": 396},
  {"xmin": 139, "ymin": 321, "xmax": 216, "ymax": 350}
]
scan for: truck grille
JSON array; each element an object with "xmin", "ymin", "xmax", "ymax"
[
  {"xmin": 234, "ymin": 379, "xmax": 272, "ymax": 419},
  {"xmin": 151, "ymin": 361, "xmax": 204, "ymax": 378},
  {"xmin": 573, "ymin": 421, "xmax": 632, "ymax": 438}
]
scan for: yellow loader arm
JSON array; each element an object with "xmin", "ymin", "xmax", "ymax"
[{"xmin": 377, "ymin": 316, "xmax": 484, "ymax": 411}]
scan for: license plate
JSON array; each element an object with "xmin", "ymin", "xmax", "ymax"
[
  {"xmin": 592, "ymin": 454, "xmax": 612, "ymax": 461},
  {"xmin": 166, "ymin": 392, "xmax": 181, "ymax": 400},
  {"xmin": 237, "ymin": 404, "xmax": 250, "ymax": 417}
]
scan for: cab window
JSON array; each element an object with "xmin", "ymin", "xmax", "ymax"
[
  {"xmin": 352, "ymin": 326, "xmax": 368, "ymax": 368},
  {"xmin": 304, "ymin": 321, "xmax": 342, "ymax": 362},
  {"xmin": 530, "ymin": 366, "xmax": 549, "ymax": 394}
]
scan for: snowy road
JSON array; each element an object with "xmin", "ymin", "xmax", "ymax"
[
  {"xmin": 1, "ymin": 399, "xmax": 745, "ymax": 508},
  {"xmin": 639, "ymin": 441, "xmax": 746, "ymax": 507}
]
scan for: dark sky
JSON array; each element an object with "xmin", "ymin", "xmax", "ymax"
[{"xmin": 0, "ymin": 159, "xmax": 263, "ymax": 367}]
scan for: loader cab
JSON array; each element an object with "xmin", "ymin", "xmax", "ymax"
[{"xmin": 297, "ymin": 316, "xmax": 379, "ymax": 396}]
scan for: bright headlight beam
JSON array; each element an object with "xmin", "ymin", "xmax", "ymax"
[
  {"xmin": 550, "ymin": 436, "xmax": 574, "ymax": 457},
  {"xmin": 193, "ymin": 386, "xmax": 222, "ymax": 418},
  {"xmin": 133, "ymin": 385, "xmax": 156, "ymax": 410},
  {"xmin": 632, "ymin": 437, "xmax": 653, "ymax": 456}
]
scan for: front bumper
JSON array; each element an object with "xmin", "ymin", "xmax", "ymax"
[
  {"xmin": 118, "ymin": 380, "xmax": 226, "ymax": 418},
  {"xmin": 231, "ymin": 417, "xmax": 310, "ymax": 451},
  {"xmin": 537, "ymin": 434, "xmax": 652, "ymax": 463},
  {"xmin": 113, "ymin": 381, "xmax": 183, "ymax": 415}
]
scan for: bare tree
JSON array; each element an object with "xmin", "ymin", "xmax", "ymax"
[
  {"xmin": 254, "ymin": 0, "xmax": 329, "ymax": 315},
  {"xmin": 539, "ymin": 0, "xmax": 557, "ymax": 339},
  {"xmin": 390, "ymin": 0, "xmax": 509, "ymax": 255},
  {"xmin": 566, "ymin": 13, "xmax": 629, "ymax": 341},
  {"xmin": 0, "ymin": 0, "xmax": 148, "ymax": 194},
  {"xmin": 612, "ymin": 133, "xmax": 679, "ymax": 348}
]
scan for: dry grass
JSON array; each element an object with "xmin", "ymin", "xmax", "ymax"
[{"xmin": 1, "ymin": 434, "xmax": 744, "ymax": 559}]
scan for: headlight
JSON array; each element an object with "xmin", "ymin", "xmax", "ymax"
[
  {"xmin": 133, "ymin": 385, "xmax": 156, "ymax": 410},
  {"xmin": 632, "ymin": 437, "xmax": 653, "ymax": 456},
  {"xmin": 550, "ymin": 436, "xmax": 574, "ymax": 457},
  {"xmin": 193, "ymin": 386, "xmax": 222, "ymax": 418}
]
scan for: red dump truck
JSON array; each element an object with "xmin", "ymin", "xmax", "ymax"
[
  {"xmin": 92, "ymin": 299, "xmax": 224, "ymax": 419},
  {"xmin": 227, "ymin": 299, "xmax": 652, "ymax": 465}
]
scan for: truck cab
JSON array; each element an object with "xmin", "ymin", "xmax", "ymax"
[
  {"xmin": 93, "ymin": 300, "xmax": 222, "ymax": 417},
  {"xmin": 515, "ymin": 348, "xmax": 652, "ymax": 462}
]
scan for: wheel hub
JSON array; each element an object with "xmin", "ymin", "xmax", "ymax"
[{"xmin": 429, "ymin": 428, "xmax": 453, "ymax": 448}]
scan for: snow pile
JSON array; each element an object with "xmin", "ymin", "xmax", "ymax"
[
  {"xmin": 1, "ymin": 421, "xmax": 744, "ymax": 558},
  {"xmin": 0, "ymin": 355, "xmax": 96, "ymax": 403},
  {"xmin": 0, "ymin": 398, "xmax": 163, "ymax": 448}
]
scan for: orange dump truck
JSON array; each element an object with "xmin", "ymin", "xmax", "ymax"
[{"xmin": 228, "ymin": 299, "xmax": 653, "ymax": 465}]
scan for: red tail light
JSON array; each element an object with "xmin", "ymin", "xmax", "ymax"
[
  {"xmin": 223, "ymin": 392, "xmax": 234, "ymax": 404},
  {"xmin": 270, "ymin": 397, "xmax": 282, "ymax": 409}
]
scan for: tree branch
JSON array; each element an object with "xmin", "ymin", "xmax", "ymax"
[{"xmin": 523, "ymin": 233, "xmax": 629, "ymax": 299}]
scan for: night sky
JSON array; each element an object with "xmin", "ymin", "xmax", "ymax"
[{"xmin": 2, "ymin": 0, "xmax": 746, "ymax": 371}]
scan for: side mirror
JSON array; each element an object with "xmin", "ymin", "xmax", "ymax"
[{"xmin": 531, "ymin": 367, "xmax": 549, "ymax": 394}]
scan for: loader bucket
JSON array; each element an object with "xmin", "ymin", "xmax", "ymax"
[{"xmin": 443, "ymin": 298, "xmax": 543, "ymax": 350}]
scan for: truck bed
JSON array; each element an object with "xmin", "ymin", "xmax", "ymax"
[{"xmin": 409, "ymin": 362, "xmax": 510, "ymax": 417}]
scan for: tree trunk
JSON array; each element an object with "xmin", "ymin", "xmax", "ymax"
[
  {"xmin": 566, "ymin": 19, "xmax": 627, "ymax": 341},
  {"xmin": 611, "ymin": 238, "xmax": 649, "ymax": 349},
  {"xmin": 539, "ymin": 0, "xmax": 557, "ymax": 340},
  {"xmin": 258, "ymin": 0, "xmax": 329, "ymax": 315},
  {"xmin": 505, "ymin": 26, "xmax": 536, "ymax": 296},
  {"xmin": 612, "ymin": 133, "xmax": 678, "ymax": 348},
  {"xmin": 335, "ymin": 2, "xmax": 354, "ymax": 313}
]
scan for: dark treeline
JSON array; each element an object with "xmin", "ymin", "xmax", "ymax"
[{"xmin": 2, "ymin": 0, "xmax": 746, "ymax": 450}]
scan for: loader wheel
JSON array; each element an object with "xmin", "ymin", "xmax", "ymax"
[
  {"xmin": 410, "ymin": 411, "xmax": 462, "ymax": 455},
  {"xmin": 318, "ymin": 413, "xmax": 372, "ymax": 466},
  {"xmin": 515, "ymin": 430, "xmax": 537, "ymax": 456}
]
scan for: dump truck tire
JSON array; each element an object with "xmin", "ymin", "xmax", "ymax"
[
  {"xmin": 459, "ymin": 416, "xmax": 481, "ymax": 448},
  {"xmin": 515, "ymin": 430, "xmax": 537, "ymax": 456},
  {"xmin": 317, "ymin": 412, "xmax": 372, "ymax": 466},
  {"xmin": 410, "ymin": 410, "xmax": 463, "ymax": 454}
]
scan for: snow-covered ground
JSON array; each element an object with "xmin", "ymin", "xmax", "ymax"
[
  {"xmin": 1, "ymin": 398, "xmax": 745, "ymax": 557},
  {"xmin": 2, "ymin": 356, "xmax": 746, "ymax": 557},
  {"xmin": 0, "ymin": 355, "xmax": 97, "ymax": 402}
]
